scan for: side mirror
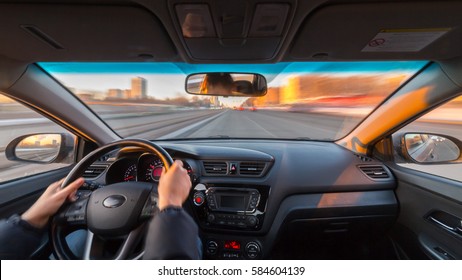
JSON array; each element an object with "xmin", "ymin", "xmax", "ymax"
[
  {"xmin": 185, "ymin": 72, "xmax": 267, "ymax": 97},
  {"xmin": 401, "ymin": 133, "xmax": 461, "ymax": 163},
  {"xmin": 5, "ymin": 133, "xmax": 75, "ymax": 164}
]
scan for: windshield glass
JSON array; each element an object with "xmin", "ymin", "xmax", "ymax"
[{"xmin": 39, "ymin": 61, "xmax": 426, "ymax": 141}]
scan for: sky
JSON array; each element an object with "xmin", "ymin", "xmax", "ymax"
[{"xmin": 39, "ymin": 61, "xmax": 427, "ymax": 101}]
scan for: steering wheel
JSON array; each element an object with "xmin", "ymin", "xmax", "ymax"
[{"xmin": 51, "ymin": 139, "xmax": 173, "ymax": 260}]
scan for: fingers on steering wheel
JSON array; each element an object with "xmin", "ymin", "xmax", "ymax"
[{"xmin": 58, "ymin": 177, "xmax": 84, "ymax": 201}]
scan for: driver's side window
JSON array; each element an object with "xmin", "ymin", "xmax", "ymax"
[{"xmin": 0, "ymin": 94, "xmax": 76, "ymax": 183}]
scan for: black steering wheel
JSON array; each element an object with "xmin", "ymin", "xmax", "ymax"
[{"xmin": 51, "ymin": 139, "xmax": 173, "ymax": 260}]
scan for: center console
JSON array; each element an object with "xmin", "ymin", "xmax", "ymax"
[{"xmin": 191, "ymin": 183, "xmax": 269, "ymax": 259}]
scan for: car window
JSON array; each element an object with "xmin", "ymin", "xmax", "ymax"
[
  {"xmin": 393, "ymin": 95, "xmax": 462, "ymax": 182},
  {"xmin": 0, "ymin": 94, "xmax": 76, "ymax": 183}
]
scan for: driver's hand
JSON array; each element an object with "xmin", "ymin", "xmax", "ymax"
[
  {"xmin": 21, "ymin": 177, "xmax": 84, "ymax": 229},
  {"xmin": 157, "ymin": 160, "xmax": 192, "ymax": 211}
]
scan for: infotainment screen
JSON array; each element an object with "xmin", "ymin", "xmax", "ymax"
[{"xmin": 220, "ymin": 195, "xmax": 246, "ymax": 210}]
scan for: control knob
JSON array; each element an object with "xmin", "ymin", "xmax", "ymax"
[
  {"xmin": 245, "ymin": 242, "xmax": 261, "ymax": 259},
  {"xmin": 207, "ymin": 213, "xmax": 216, "ymax": 223},
  {"xmin": 246, "ymin": 216, "xmax": 258, "ymax": 227}
]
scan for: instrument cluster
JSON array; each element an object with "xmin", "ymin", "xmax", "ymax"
[{"xmin": 105, "ymin": 153, "xmax": 192, "ymax": 184}]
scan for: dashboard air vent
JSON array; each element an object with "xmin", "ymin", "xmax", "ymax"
[
  {"xmin": 83, "ymin": 165, "xmax": 108, "ymax": 178},
  {"xmin": 240, "ymin": 162, "xmax": 266, "ymax": 176},
  {"xmin": 203, "ymin": 161, "xmax": 227, "ymax": 175},
  {"xmin": 359, "ymin": 165, "xmax": 390, "ymax": 179}
]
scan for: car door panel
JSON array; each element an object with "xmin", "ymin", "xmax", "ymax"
[
  {"xmin": 0, "ymin": 167, "xmax": 72, "ymax": 219},
  {"xmin": 388, "ymin": 164, "xmax": 462, "ymax": 259}
]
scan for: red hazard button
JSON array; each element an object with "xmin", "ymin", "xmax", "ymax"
[
  {"xmin": 229, "ymin": 163, "xmax": 237, "ymax": 175},
  {"xmin": 193, "ymin": 193, "xmax": 205, "ymax": 206}
]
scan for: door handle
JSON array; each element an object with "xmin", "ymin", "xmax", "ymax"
[
  {"xmin": 428, "ymin": 216, "xmax": 460, "ymax": 232},
  {"xmin": 427, "ymin": 211, "xmax": 462, "ymax": 237}
]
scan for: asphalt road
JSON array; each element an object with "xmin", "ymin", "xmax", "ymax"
[
  {"xmin": 1, "ymin": 107, "xmax": 460, "ymax": 183},
  {"xmin": 164, "ymin": 109, "xmax": 362, "ymax": 140}
]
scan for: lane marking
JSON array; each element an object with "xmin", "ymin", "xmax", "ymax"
[
  {"xmin": 158, "ymin": 110, "xmax": 228, "ymax": 139},
  {"xmin": 244, "ymin": 115, "xmax": 277, "ymax": 137}
]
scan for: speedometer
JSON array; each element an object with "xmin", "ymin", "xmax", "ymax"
[
  {"xmin": 145, "ymin": 158, "xmax": 163, "ymax": 182},
  {"xmin": 123, "ymin": 164, "xmax": 137, "ymax": 181},
  {"xmin": 138, "ymin": 153, "xmax": 164, "ymax": 183},
  {"xmin": 137, "ymin": 154, "xmax": 193, "ymax": 183}
]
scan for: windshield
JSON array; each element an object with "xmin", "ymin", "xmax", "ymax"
[{"xmin": 39, "ymin": 61, "xmax": 426, "ymax": 141}]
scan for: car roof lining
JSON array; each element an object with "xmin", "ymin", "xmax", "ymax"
[{"xmin": 0, "ymin": 0, "xmax": 461, "ymax": 65}]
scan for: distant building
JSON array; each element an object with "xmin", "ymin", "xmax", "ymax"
[
  {"xmin": 76, "ymin": 93, "xmax": 94, "ymax": 100},
  {"xmin": 252, "ymin": 87, "xmax": 280, "ymax": 106},
  {"xmin": 278, "ymin": 75, "xmax": 406, "ymax": 104},
  {"xmin": 210, "ymin": 96, "xmax": 220, "ymax": 107},
  {"xmin": 123, "ymin": 89, "xmax": 132, "ymax": 99},
  {"xmin": 131, "ymin": 77, "xmax": 147, "ymax": 99},
  {"xmin": 75, "ymin": 89, "xmax": 105, "ymax": 100},
  {"xmin": 281, "ymin": 76, "xmax": 302, "ymax": 104},
  {"xmin": 107, "ymin": 89, "xmax": 123, "ymax": 98}
]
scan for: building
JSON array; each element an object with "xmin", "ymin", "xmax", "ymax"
[
  {"xmin": 107, "ymin": 89, "xmax": 123, "ymax": 98},
  {"xmin": 278, "ymin": 74, "xmax": 407, "ymax": 104},
  {"xmin": 281, "ymin": 76, "xmax": 302, "ymax": 104},
  {"xmin": 210, "ymin": 96, "xmax": 220, "ymax": 107},
  {"xmin": 131, "ymin": 77, "xmax": 147, "ymax": 99},
  {"xmin": 253, "ymin": 87, "xmax": 280, "ymax": 106},
  {"xmin": 123, "ymin": 89, "xmax": 132, "ymax": 99}
]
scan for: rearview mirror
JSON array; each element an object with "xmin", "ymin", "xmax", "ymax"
[
  {"xmin": 5, "ymin": 133, "xmax": 75, "ymax": 164},
  {"xmin": 402, "ymin": 133, "xmax": 461, "ymax": 163},
  {"xmin": 185, "ymin": 72, "xmax": 267, "ymax": 97}
]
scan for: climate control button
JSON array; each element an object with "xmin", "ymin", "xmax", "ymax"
[
  {"xmin": 245, "ymin": 242, "xmax": 261, "ymax": 259},
  {"xmin": 206, "ymin": 241, "xmax": 218, "ymax": 255}
]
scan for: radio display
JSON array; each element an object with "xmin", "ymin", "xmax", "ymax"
[
  {"xmin": 220, "ymin": 195, "xmax": 246, "ymax": 210},
  {"xmin": 224, "ymin": 240, "xmax": 241, "ymax": 250}
]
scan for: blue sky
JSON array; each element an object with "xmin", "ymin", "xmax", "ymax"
[{"xmin": 39, "ymin": 61, "xmax": 427, "ymax": 100}]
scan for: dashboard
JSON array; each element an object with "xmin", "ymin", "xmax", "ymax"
[{"xmin": 85, "ymin": 139, "xmax": 398, "ymax": 260}]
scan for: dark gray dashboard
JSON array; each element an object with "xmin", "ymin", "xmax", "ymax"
[{"xmin": 87, "ymin": 139, "xmax": 398, "ymax": 259}]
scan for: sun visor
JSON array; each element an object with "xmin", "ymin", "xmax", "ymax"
[
  {"xmin": 290, "ymin": 2, "xmax": 462, "ymax": 61},
  {"xmin": 0, "ymin": 5, "xmax": 177, "ymax": 62}
]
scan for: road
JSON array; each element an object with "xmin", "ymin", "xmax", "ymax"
[
  {"xmin": 0, "ymin": 106, "xmax": 461, "ymax": 182},
  {"xmin": 163, "ymin": 110, "xmax": 361, "ymax": 140}
]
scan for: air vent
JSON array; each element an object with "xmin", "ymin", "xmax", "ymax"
[
  {"xmin": 240, "ymin": 162, "xmax": 266, "ymax": 176},
  {"xmin": 203, "ymin": 161, "xmax": 227, "ymax": 175},
  {"xmin": 359, "ymin": 165, "xmax": 390, "ymax": 179},
  {"xmin": 83, "ymin": 165, "xmax": 108, "ymax": 178},
  {"xmin": 355, "ymin": 154, "xmax": 372, "ymax": 162}
]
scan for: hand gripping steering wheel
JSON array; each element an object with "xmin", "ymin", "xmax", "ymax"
[{"xmin": 51, "ymin": 139, "xmax": 173, "ymax": 259}]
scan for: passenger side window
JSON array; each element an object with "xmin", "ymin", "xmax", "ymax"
[
  {"xmin": 0, "ymin": 94, "xmax": 76, "ymax": 183},
  {"xmin": 392, "ymin": 95, "xmax": 462, "ymax": 182}
]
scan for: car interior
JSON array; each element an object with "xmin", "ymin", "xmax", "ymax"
[{"xmin": 0, "ymin": 0, "xmax": 461, "ymax": 260}]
